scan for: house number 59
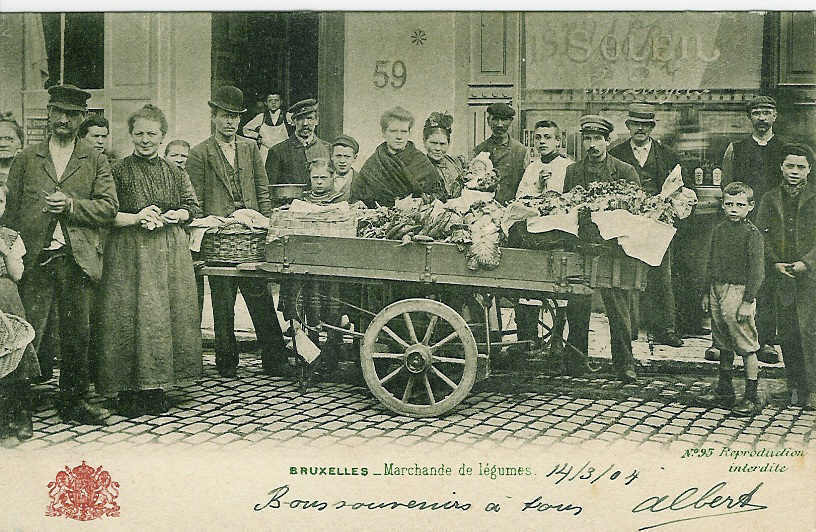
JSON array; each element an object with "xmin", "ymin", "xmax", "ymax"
[{"xmin": 373, "ymin": 60, "xmax": 407, "ymax": 89}]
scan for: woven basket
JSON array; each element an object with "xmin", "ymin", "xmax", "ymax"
[
  {"xmin": 267, "ymin": 209, "xmax": 358, "ymax": 241},
  {"xmin": 0, "ymin": 311, "xmax": 35, "ymax": 380},
  {"xmin": 200, "ymin": 221, "xmax": 268, "ymax": 264}
]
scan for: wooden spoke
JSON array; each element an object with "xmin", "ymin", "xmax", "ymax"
[
  {"xmin": 381, "ymin": 325, "xmax": 410, "ymax": 349},
  {"xmin": 429, "ymin": 331, "xmax": 459, "ymax": 352},
  {"xmin": 431, "ymin": 366, "xmax": 458, "ymax": 390},
  {"xmin": 432, "ymin": 355, "xmax": 466, "ymax": 365},
  {"xmin": 380, "ymin": 365, "xmax": 403, "ymax": 386},
  {"xmin": 370, "ymin": 352, "xmax": 405, "ymax": 360},
  {"xmin": 403, "ymin": 312, "xmax": 418, "ymax": 343},
  {"xmin": 423, "ymin": 374, "xmax": 436, "ymax": 405},
  {"xmin": 402, "ymin": 375, "xmax": 415, "ymax": 402},
  {"xmin": 422, "ymin": 315, "xmax": 439, "ymax": 345}
]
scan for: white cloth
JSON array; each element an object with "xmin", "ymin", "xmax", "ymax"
[
  {"xmin": 242, "ymin": 110, "xmax": 290, "ymax": 150},
  {"xmin": 46, "ymin": 138, "xmax": 75, "ymax": 250},
  {"xmin": 631, "ymin": 138, "xmax": 652, "ymax": 167},
  {"xmin": 591, "ymin": 210, "xmax": 676, "ymax": 267},
  {"xmin": 751, "ymin": 132, "xmax": 774, "ymax": 146},
  {"xmin": 515, "ymin": 155, "xmax": 572, "ymax": 198}
]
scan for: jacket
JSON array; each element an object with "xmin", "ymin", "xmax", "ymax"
[
  {"xmin": 609, "ymin": 138, "xmax": 684, "ymax": 195},
  {"xmin": 187, "ymin": 136, "xmax": 273, "ymax": 217},
  {"xmin": 265, "ymin": 135, "xmax": 331, "ymax": 186},
  {"xmin": 2, "ymin": 138, "xmax": 118, "ymax": 281},
  {"xmin": 563, "ymin": 153, "xmax": 641, "ymax": 193},
  {"xmin": 473, "ymin": 135, "xmax": 528, "ymax": 204}
]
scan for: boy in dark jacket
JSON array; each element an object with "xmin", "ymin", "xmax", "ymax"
[{"xmin": 700, "ymin": 182, "xmax": 765, "ymax": 416}]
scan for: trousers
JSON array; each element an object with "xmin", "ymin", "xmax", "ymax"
[{"xmin": 566, "ymin": 288, "xmax": 635, "ymax": 373}]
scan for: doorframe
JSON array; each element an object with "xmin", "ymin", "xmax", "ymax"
[{"xmin": 317, "ymin": 12, "xmax": 344, "ymax": 141}]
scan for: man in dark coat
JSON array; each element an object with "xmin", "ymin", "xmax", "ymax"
[
  {"xmin": 187, "ymin": 85, "xmax": 287, "ymax": 378},
  {"xmin": 722, "ymin": 95, "xmax": 789, "ymax": 363},
  {"xmin": 3, "ymin": 84, "xmax": 118, "ymax": 425},
  {"xmin": 264, "ymin": 99, "xmax": 331, "ymax": 186},
  {"xmin": 610, "ymin": 103, "xmax": 683, "ymax": 347},
  {"xmin": 564, "ymin": 115, "xmax": 641, "ymax": 383}
]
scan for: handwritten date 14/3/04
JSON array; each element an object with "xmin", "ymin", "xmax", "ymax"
[{"xmin": 546, "ymin": 462, "xmax": 639, "ymax": 486}]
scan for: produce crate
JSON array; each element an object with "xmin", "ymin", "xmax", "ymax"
[{"xmin": 267, "ymin": 210, "xmax": 358, "ymax": 240}]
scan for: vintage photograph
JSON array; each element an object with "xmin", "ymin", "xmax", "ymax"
[{"xmin": 0, "ymin": 9, "xmax": 815, "ymax": 529}]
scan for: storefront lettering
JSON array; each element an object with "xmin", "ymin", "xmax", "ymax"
[
  {"xmin": 584, "ymin": 87, "xmax": 711, "ymax": 103},
  {"xmin": 537, "ymin": 24, "xmax": 721, "ymax": 65},
  {"xmin": 373, "ymin": 60, "xmax": 408, "ymax": 89}
]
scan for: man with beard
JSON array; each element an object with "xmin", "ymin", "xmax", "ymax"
[
  {"xmin": 609, "ymin": 103, "xmax": 684, "ymax": 348},
  {"xmin": 2, "ymin": 84, "xmax": 118, "ymax": 424},
  {"xmin": 722, "ymin": 96, "xmax": 788, "ymax": 364},
  {"xmin": 242, "ymin": 91, "xmax": 292, "ymax": 163},
  {"xmin": 563, "ymin": 115, "xmax": 641, "ymax": 382},
  {"xmin": 265, "ymin": 99, "xmax": 331, "ymax": 186},
  {"xmin": 473, "ymin": 103, "xmax": 527, "ymax": 205},
  {"xmin": 187, "ymin": 85, "xmax": 288, "ymax": 378}
]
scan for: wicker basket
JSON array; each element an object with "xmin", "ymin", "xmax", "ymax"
[
  {"xmin": 267, "ymin": 209, "xmax": 358, "ymax": 241},
  {"xmin": 200, "ymin": 221, "xmax": 268, "ymax": 264},
  {"xmin": 0, "ymin": 311, "xmax": 35, "ymax": 380}
]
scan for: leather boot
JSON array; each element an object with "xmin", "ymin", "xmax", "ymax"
[
  {"xmin": 697, "ymin": 352, "xmax": 735, "ymax": 408},
  {"xmin": 10, "ymin": 384, "xmax": 33, "ymax": 440},
  {"xmin": 71, "ymin": 398, "xmax": 111, "ymax": 426}
]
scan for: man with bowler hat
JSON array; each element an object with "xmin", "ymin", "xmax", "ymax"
[
  {"xmin": 265, "ymin": 98, "xmax": 331, "ymax": 186},
  {"xmin": 721, "ymin": 95, "xmax": 789, "ymax": 364},
  {"xmin": 610, "ymin": 102, "xmax": 684, "ymax": 347},
  {"xmin": 3, "ymin": 84, "xmax": 118, "ymax": 424},
  {"xmin": 564, "ymin": 115, "xmax": 641, "ymax": 382},
  {"xmin": 187, "ymin": 85, "xmax": 288, "ymax": 378}
]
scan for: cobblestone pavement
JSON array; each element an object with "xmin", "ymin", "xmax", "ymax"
[{"xmin": 4, "ymin": 346, "xmax": 813, "ymax": 454}]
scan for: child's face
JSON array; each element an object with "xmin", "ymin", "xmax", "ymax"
[
  {"xmin": 471, "ymin": 160, "xmax": 488, "ymax": 173},
  {"xmin": 166, "ymin": 145, "xmax": 189, "ymax": 170},
  {"xmin": 331, "ymin": 145, "xmax": 356, "ymax": 176},
  {"xmin": 722, "ymin": 192, "xmax": 753, "ymax": 222},
  {"xmin": 781, "ymin": 154, "xmax": 810, "ymax": 187},
  {"xmin": 310, "ymin": 168, "xmax": 335, "ymax": 195}
]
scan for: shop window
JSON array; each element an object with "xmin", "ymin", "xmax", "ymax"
[{"xmin": 40, "ymin": 13, "xmax": 104, "ymax": 89}]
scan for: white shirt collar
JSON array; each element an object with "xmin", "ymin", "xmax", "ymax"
[{"xmin": 752, "ymin": 131, "xmax": 774, "ymax": 146}]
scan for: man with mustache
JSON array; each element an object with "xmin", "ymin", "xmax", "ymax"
[
  {"xmin": 187, "ymin": 85, "xmax": 288, "ymax": 378},
  {"xmin": 722, "ymin": 96, "xmax": 789, "ymax": 364},
  {"xmin": 563, "ymin": 115, "xmax": 641, "ymax": 382},
  {"xmin": 473, "ymin": 103, "xmax": 527, "ymax": 205},
  {"xmin": 2, "ymin": 84, "xmax": 118, "ymax": 424},
  {"xmin": 265, "ymin": 99, "xmax": 331, "ymax": 187},
  {"xmin": 609, "ymin": 103, "xmax": 684, "ymax": 348}
]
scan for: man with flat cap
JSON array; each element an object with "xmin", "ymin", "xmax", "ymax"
[
  {"xmin": 187, "ymin": 85, "xmax": 288, "ymax": 378},
  {"xmin": 563, "ymin": 115, "xmax": 641, "ymax": 382},
  {"xmin": 330, "ymin": 134, "xmax": 360, "ymax": 202},
  {"xmin": 610, "ymin": 103, "xmax": 684, "ymax": 348},
  {"xmin": 3, "ymin": 84, "xmax": 118, "ymax": 424},
  {"xmin": 265, "ymin": 98, "xmax": 331, "ymax": 186},
  {"xmin": 721, "ymin": 95, "xmax": 789, "ymax": 364}
]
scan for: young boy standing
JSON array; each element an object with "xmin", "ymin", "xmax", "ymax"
[
  {"xmin": 701, "ymin": 181, "xmax": 765, "ymax": 416},
  {"xmin": 756, "ymin": 143, "xmax": 816, "ymax": 410}
]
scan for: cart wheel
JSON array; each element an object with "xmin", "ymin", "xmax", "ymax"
[
  {"xmin": 361, "ymin": 298, "xmax": 478, "ymax": 418},
  {"xmin": 539, "ymin": 297, "xmax": 568, "ymax": 343}
]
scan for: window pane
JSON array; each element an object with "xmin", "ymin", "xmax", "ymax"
[{"xmin": 40, "ymin": 13, "xmax": 104, "ymax": 89}]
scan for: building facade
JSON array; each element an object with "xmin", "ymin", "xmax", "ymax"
[{"xmin": 2, "ymin": 12, "xmax": 814, "ymax": 168}]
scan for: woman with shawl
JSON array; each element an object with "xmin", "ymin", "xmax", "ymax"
[
  {"xmin": 423, "ymin": 112, "xmax": 466, "ymax": 199},
  {"xmin": 350, "ymin": 106, "xmax": 446, "ymax": 207}
]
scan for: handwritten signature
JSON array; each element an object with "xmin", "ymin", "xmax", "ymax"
[{"xmin": 632, "ymin": 481, "xmax": 767, "ymax": 530}]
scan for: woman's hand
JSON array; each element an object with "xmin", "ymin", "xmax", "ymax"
[
  {"xmin": 138, "ymin": 205, "xmax": 163, "ymax": 230},
  {"xmin": 161, "ymin": 209, "xmax": 189, "ymax": 224}
]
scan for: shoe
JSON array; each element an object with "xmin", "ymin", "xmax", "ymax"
[
  {"xmin": 217, "ymin": 367, "xmax": 238, "ymax": 378},
  {"xmin": 70, "ymin": 399, "xmax": 112, "ymax": 426},
  {"xmin": 10, "ymin": 409, "xmax": 33, "ymax": 441},
  {"xmin": 704, "ymin": 346, "xmax": 719, "ymax": 362},
  {"xmin": 653, "ymin": 331, "xmax": 683, "ymax": 347},
  {"xmin": 117, "ymin": 391, "xmax": 145, "ymax": 418},
  {"xmin": 697, "ymin": 389, "xmax": 736, "ymax": 408},
  {"xmin": 805, "ymin": 393, "xmax": 816, "ymax": 412},
  {"xmin": 619, "ymin": 368, "xmax": 637, "ymax": 384},
  {"xmin": 757, "ymin": 345, "xmax": 780, "ymax": 364},
  {"xmin": 142, "ymin": 390, "xmax": 169, "ymax": 416},
  {"xmin": 732, "ymin": 397, "xmax": 761, "ymax": 417}
]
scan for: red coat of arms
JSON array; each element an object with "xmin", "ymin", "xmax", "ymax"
[{"xmin": 46, "ymin": 461, "xmax": 120, "ymax": 521}]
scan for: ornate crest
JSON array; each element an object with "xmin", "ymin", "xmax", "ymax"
[{"xmin": 46, "ymin": 461, "xmax": 120, "ymax": 521}]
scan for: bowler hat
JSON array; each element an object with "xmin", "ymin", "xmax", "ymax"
[
  {"xmin": 209, "ymin": 85, "xmax": 247, "ymax": 114},
  {"xmin": 579, "ymin": 115, "xmax": 614, "ymax": 136},
  {"xmin": 289, "ymin": 99, "xmax": 319, "ymax": 119},
  {"xmin": 625, "ymin": 102, "xmax": 656, "ymax": 125},
  {"xmin": 47, "ymin": 84, "xmax": 91, "ymax": 112},
  {"xmin": 747, "ymin": 95, "xmax": 776, "ymax": 115},
  {"xmin": 332, "ymin": 134, "xmax": 359, "ymax": 154},
  {"xmin": 486, "ymin": 103, "xmax": 515, "ymax": 119}
]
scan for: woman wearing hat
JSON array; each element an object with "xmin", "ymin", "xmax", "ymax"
[
  {"xmin": 422, "ymin": 112, "xmax": 466, "ymax": 198},
  {"xmin": 95, "ymin": 104, "xmax": 203, "ymax": 417}
]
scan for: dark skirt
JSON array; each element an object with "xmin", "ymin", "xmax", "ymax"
[
  {"xmin": 95, "ymin": 224, "xmax": 202, "ymax": 395},
  {"xmin": 0, "ymin": 278, "xmax": 41, "ymax": 383}
]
